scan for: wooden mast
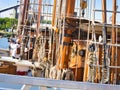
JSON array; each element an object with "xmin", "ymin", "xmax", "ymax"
[
  {"xmin": 102, "ymin": 0, "xmax": 107, "ymax": 45},
  {"xmin": 21, "ymin": 0, "xmax": 28, "ymax": 26},
  {"xmin": 48, "ymin": 0, "xmax": 57, "ymax": 65},
  {"xmin": 101, "ymin": 0, "xmax": 108, "ymax": 83},
  {"xmin": 37, "ymin": 0, "xmax": 42, "ymax": 35},
  {"xmin": 57, "ymin": 0, "xmax": 76, "ymax": 69},
  {"xmin": 111, "ymin": 0, "xmax": 117, "ymax": 84},
  {"xmin": 32, "ymin": 0, "xmax": 42, "ymax": 61},
  {"xmin": 52, "ymin": 0, "xmax": 57, "ymax": 27},
  {"xmin": 17, "ymin": 0, "xmax": 29, "ymax": 35},
  {"xmin": 20, "ymin": 0, "xmax": 30, "ymax": 59}
]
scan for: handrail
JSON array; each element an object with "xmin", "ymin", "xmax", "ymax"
[{"xmin": 0, "ymin": 74, "xmax": 120, "ymax": 90}]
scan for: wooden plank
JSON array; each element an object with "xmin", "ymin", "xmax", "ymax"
[
  {"xmin": 0, "ymin": 74, "xmax": 120, "ymax": 90},
  {"xmin": 111, "ymin": 0, "xmax": 117, "ymax": 84}
]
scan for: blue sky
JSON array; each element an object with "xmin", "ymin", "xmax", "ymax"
[
  {"xmin": 0, "ymin": 0, "xmax": 18, "ymax": 10},
  {"xmin": 0, "ymin": 0, "xmax": 18, "ymax": 17},
  {"xmin": 94, "ymin": 0, "xmax": 120, "ymax": 23}
]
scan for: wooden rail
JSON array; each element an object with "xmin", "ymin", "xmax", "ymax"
[{"xmin": 0, "ymin": 74, "xmax": 120, "ymax": 90}]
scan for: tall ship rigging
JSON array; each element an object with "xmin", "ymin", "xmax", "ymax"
[{"xmin": 0, "ymin": 0, "xmax": 120, "ymax": 87}]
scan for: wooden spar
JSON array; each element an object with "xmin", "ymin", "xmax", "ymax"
[
  {"xmin": 102, "ymin": 0, "xmax": 107, "ymax": 43},
  {"xmin": 111, "ymin": 0, "xmax": 117, "ymax": 84},
  {"xmin": 17, "ymin": 0, "xmax": 29, "ymax": 35},
  {"xmin": 52, "ymin": 0, "xmax": 57, "ymax": 27},
  {"xmin": 17, "ymin": 0, "xmax": 22, "ymax": 35},
  {"xmin": 20, "ymin": 0, "xmax": 30, "ymax": 59},
  {"xmin": 101, "ymin": 0, "xmax": 108, "ymax": 83},
  {"xmin": 32, "ymin": 0, "xmax": 42, "ymax": 61},
  {"xmin": 52, "ymin": 0, "xmax": 63, "ymax": 33},
  {"xmin": 48, "ymin": 0, "xmax": 57, "ymax": 65},
  {"xmin": 25, "ymin": 0, "xmax": 30, "ymax": 23},
  {"xmin": 21, "ymin": 0, "xmax": 29, "ymax": 26},
  {"xmin": 37, "ymin": 0, "xmax": 42, "ymax": 35},
  {"xmin": 66, "ymin": 0, "xmax": 75, "ymax": 17},
  {"xmin": 21, "ymin": 0, "xmax": 27, "ymax": 25},
  {"xmin": 57, "ymin": 0, "xmax": 76, "ymax": 69}
]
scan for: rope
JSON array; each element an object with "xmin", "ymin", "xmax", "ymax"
[
  {"xmin": 85, "ymin": 0, "xmax": 93, "ymax": 82},
  {"xmin": 74, "ymin": 0, "xmax": 83, "ymax": 81},
  {"xmin": 91, "ymin": 0, "xmax": 98, "ymax": 83}
]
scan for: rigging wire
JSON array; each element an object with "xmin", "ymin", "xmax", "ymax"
[{"xmin": 83, "ymin": 0, "xmax": 93, "ymax": 82}]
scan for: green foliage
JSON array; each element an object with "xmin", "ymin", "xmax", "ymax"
[
  {"xmin": 0, "ymin": 18, "xmax": 18, "ymax": 30},
  {"xmin": 41, "ymin": 20, "xmax": 51, "ymax": 24}
]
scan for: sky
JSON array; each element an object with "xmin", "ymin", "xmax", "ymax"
[
  {"xmin": 0, "ymin": 0, "xmax": 120, "ymax": 23},
  {"xmin": 0, "ymin": 0, "xmax": 18, "ymax": 17},
  {"xmin": 0, "ymin": 0, "xmax": 18, "ymax": 10},
  {"xmin": 94, "ymin": 0, "xmax": 120, "ymax": 23}
]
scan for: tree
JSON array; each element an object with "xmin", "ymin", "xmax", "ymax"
[{"xmin": 0, "ymin": 18, "xmax": 18, "ymax": 31}]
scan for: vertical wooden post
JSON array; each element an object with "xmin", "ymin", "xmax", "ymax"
[
  {"xmin": 17, "ymin": 0, "xmax": 22, "ymax": 35},
  {"xmin": 21, "ymin": 0, "xmax": 27, "ymax": 25},
  {"xmin": 101, "ymin": 0, "xmax": 108, "ymax": 83},
  {"xmin": 111, "ymin": 0, "xmax": 116, "ymax": 84},
  {"xmin": 52, "ymin": 0, "xmax": 57, "ymax": 27},
  {"xmin": 57, "ymin": 0, "xmax": 76, "ymax": 69},
  {"xmin": 32, "ymin": 0, "xmax": 42, "ymax": 61},
  {"xmin": 20, "ymin": 0, "xmax": 30, "ymax": 59},
  {"xmin": 17, "ymin": 0, "xmax": 29, "ymax": 35},
  {"xmin": 37, "ymin": 0, "xmax": 42, "ymax": 35},
  {"xmin": 21, "ymin": 0, "xmax": 29, "ymax": 26}
]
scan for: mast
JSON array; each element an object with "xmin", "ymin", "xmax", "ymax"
[
  {"xmin": 20, "ymin": 0, "xmax": 30, "ymax": 59},
  {"xmin": 48, "ymin": 0, "xmax": 57, "ymax": 65},
  {"xmin": 17, "ymin": 0, "xmax": 29, "ymax": 35},
  {"xmin": 37, "ymin": 0, "xmax": 42, "ymax": 36},
  {"xmin": 101, "ymin": 0, "xmax": 108, "ymax": 83},
  {"xmin": 111, "ymin": 0, "xmax": 117, "ymax": 84},
  {"xmin": 52, "ymin": 0, "xmax": 57, "ymax": 27},
  {"xmin": 32, "ymin": 0, "xmax": 42, "ymax": 61},
  {"xmin": 57, "ymin": 0, "xmax": 76, "ymax": 69}
]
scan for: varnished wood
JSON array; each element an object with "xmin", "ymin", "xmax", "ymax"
[
  {"xmin": 37, "ymin": 0, "xmax": 42, "ymax": 35},
  {"xmin": 57, "ymin": 0, "xmax": 76, "ymax": 69},
  {"xmin": 111, "ymin": 0, "xmax": 117, "ymax": 84}
]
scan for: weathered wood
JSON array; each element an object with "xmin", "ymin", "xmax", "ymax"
[
  {"xmin": 111, "ymin": 0, "xmax": 117, "ymax": 84},
  {"xmin": 57, "ymin": 0, "xmax": 76, "ymax": 69},
  {"xmin": 0, "ymin": 74, "xmax": 120, "ymax": 90},
  {"xmin": 52, "ymin": 0, "xmax": 57, "ymax": 27},
  {"xmin": 37, "ymin": 0, "xmax": 42, "ymax": 35},
  {"xmin": 101, "ymin": 0, "xmax": 108, "ymax": 84}
]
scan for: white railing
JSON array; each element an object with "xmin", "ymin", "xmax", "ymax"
[{"xmin": 0, "ymin": 74, "xmax": 120, "ymax": 90}]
